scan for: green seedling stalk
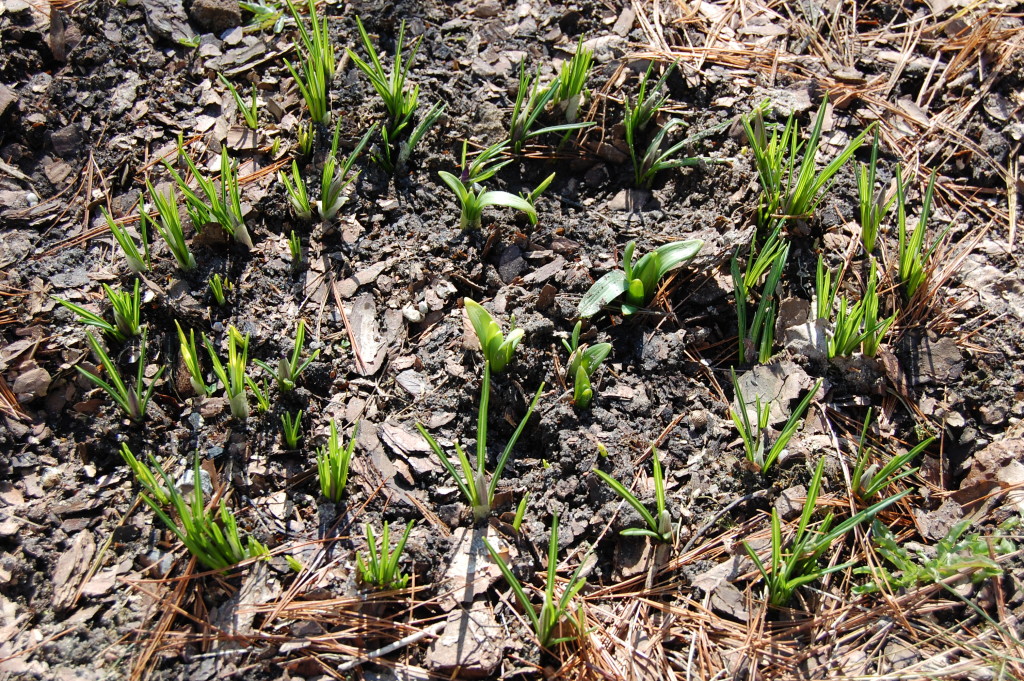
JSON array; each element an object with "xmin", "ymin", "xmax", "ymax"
[
  {"xmin": 144, "ymin": 181, "xmax": 195, "ymax": 271},
  {"xmin": 102, "ymin": 206, "xmax": 148, "ymax": 274},
  {"xmin": 218, "ymin": 73, "xmax": 260, "ymax": 129},
  {"xmin": 464, "ymin": 298, "xmax": 524, "ymax": 372},
  {"xmin": 281, "ymin": 410, "xmax": 303, "ymax": 449},
  {"xmin": 508, "ymin": 59, "xmax": 593, "ymax": 153},
  {"xmin": 175, "ymin": 321, "xmax": 209, "ymax": 396},
  {"xmin": 730, "ymin": 368, "xmax": 820, "ymax": 472},
  {"xmin": 77, "ymin": 327, "xmax": 164, "ymax": 422},
  {"xmin": 438, "ymin": 170, "xmax": 536, "ymax": 230},
  {"xmin": 592, "ymin": 447, "xmax": 673, "ymax": 542},
  {"xmin": 204, "ymin": 326, "xmax": 251, "ymax": 420},
  {"xmin": 280, "ymin": 160, "xmax": 312, "ymax": 220},
  {"xmin": 254, "ymin": 319, "xmax": 319, "ymax": 391},
  {"xmin": 348, "ymin": 17, "xmax": 421, "ymax": 137},
  {"xmin": 317, "ymin": 420, "xmax": 358, "ymax": 503},
  {"xmin": 357, "ymin": 520, "xmax": 414, "ymax": 589}
]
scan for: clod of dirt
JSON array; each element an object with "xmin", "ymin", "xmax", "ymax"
[
  {"xmin": 955, "ymin": 438, "xmax": 1024, "ymax": 512},
  {"xmin": 437, "ymin": 526, "xmax": 508, "ymax": 611},
  {"xmin": 733, "ymin": 360, "xmax": 816, "ymax": 426},
  {"xmin": 189, "ymin": 0, "xmax": 241, "ymax": 33},
  {"xmin": 426, "ymin": 599, "xmax": 504, "ymax": 678}
]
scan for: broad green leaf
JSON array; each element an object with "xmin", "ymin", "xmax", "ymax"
[{"xmin": 578, "ymin": 270, "xmax": 628, "ymax": 318}]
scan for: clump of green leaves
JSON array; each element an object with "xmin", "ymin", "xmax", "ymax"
[
  {"xmin": 732, "ymin": 224, "xmax": 789, "ymax": 364},
  {"xmin": 55, "ymin": 279, "xmax": 142, "ymax": 343},
  {"xmin": 854, "ymin": 518, "xmax": 1016, "ymax": 595},
  {"xmin": 593, "ymin": 448, "xmax": 672, "ymax": 543},
  {"xmin": 827, "ymin": 260, "xmax": 895, "ymax": 358},
  {"xmin": 508, "ymin": 59, "xmax": 593, "ymax": 153},
  {"xmin": 417, "ymin": 363, "xmax": 543, "ymax": 522},
  {"xmin": 253, "ymin": 319, "xmax": 319, "ymax": 390},
  {"xmin": 551, "ymin": 36, "xmax": 593, "ymax": 123},
  {"xmin": 102, "ymin": 207, "xmax": 148, "ymax": 275},
  {"xmin": 357, "ymin": 520, "xmax": 414, "ymax": 590},
  {"xmin": 175, "ymin": 321, "xmax": 209, "ymax": 397},
  {"xmin": 438, "ymin": 170, "xmax": 537, "ymax": 230},
  {"xmin": 77, "ymin": 328, "xmax": 165, "ymax": 422},
  {"xmin": 562, "ymin": 321, "xmax": 611, "ymax": 409},
  {"xmin": 851, "ymin": 409, "xmax": 928, "ymax": 504},
  {"xmin": 279, "ymin": 160, "xmax": 312, "ymax": 220},
  {"xmin": 464, "ymin": 299, "xmax": 523, "ymax": 373},
  {"xmin": 163, "ymin": 144, "xmax": 252, "ymax": 248},
  {"xmin": 218, "ymin": 73, "xmax": 260, "ymax": 129},
  {"xmin": 318, "ymin": 122, "xmax": 373, "ymax": 221},
  {"xmin": 857, "ymin": 129, "xmax": 895, "ymax": 255},
  {"xmin": 578, "ymin": 239, "xmax": 703, "ymax": 318},
  {"xmin": 204, "ymin": 326, "xmax": 256, "ymax": 420},
  {"xmin": 348, "ymin": 17, "xmax": 421, "ymax": 138},
  {"xmin": 281, "ymin": 409, "xmax": 303, "ymax": 448},
  {"xmin": 119, "ymin": 443, "xmax": 170, "ymax": 505},
  {"xmin": 896, "ymin": 167, "xmax": 943, "ymax": 300},
  {"xmin": 284, "ymin": 0, "xmax": 335, "ymax": 124},
  {"xmin": 520, "ymin": 172, "xmax": 555, "ymax": 227},
  {"xmin": 142, "ymin": 454, "xmax": 270, "ymax": 571},
  {"xmin": 483, "ymin": 513, "xmax": 589, "ymax": 648},
  {"xmin": 379, "ymin": 100, "xmax": 446, "ymax": 172},
  {"xmin": 208, "ymin": 274, "xmax": 230, "ymax": 306},
  {"xmin": 459, "ymin": 139, "xmax": 512, "ymax": 185},
  {"xmin": 317, "ymin": 420, "xmax": 357, "ymax": 503},
  {"xmin": 143, "ymin": 181, "xmax": 195, "ymax": 271},
  {"xmin": 729, "ymin": 369, "xmax": 820, "ymax": 473},
  {"xmin": 743, "ymin": 99, "xmax": 868, "ymax": 228},
  {"xmin": 288, "ymin": 230, "xmax": 303, "ymax": 269},
  {"xmin": 743, "ymin": 457, "xmax": 908, "ymax": 606}
]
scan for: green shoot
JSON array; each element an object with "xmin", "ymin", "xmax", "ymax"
[
  {"xmin": 204, "ymin": 326, "xmax": 251, "ymax": 420},
  {"xmin": 460, "ymin": 139, "xmax": 512, "ymax": 185},
  {"xmin": 814, "ymin": 254, "xmax": 839, "ymax": 321},
  {"xmin": 854, "ymin": 518, "xmax": 1015, "ymax": 595},
  {"xmin": 175, "ymin": 321, "xmax": 209, "ymax": 397},
  {"xmin": 578, "ymin": 239, "xmax": 703, "ymax": 318},
  {"xmin": 729, "ymin": 368, "xmax": 819, "ymax": 473},
  {"xmin": 163, "ymin": 144, "xmax": 252, "ymax": 247},
  {"xmin": 281, "ymin": 409, "xmax": 303, "ymax": 449},
  {"xmin": 896, "ymin": 167, "xmax": 942, "ymax": 300},
  {"xmin": 508, "ymin": 60, "xmax": 593, "ymax": 153},
  {"xmin": 521, "ymin": 172, "xmax": 555, "ymax": 226},
  {"xmin": 284, "ymin": 0, "xmax": 334, "ymax": 124},
  {"xmin": 593, "ymin": 448, "xmax": 672, "ymax": 542},
  {"xmin": 279, "ymin": 160, "xmax": 312, "ymax": 220},
  {"xmin": 851, "ymin": 409, "xmax": 928, "ymax": 503},
  {"xmin": 828, "ymin": 261, "xmax": 895, "ymax": 358},
  {"xmin": 288, "ymin": 230, "xmax": 303, "ymax": 269},
  {"xmin": 208, "ymin": 274, "xmax": 230, "ymax": 306},
  {"xmin": 417, "ymin": 363, "xmax": 544, "ymax": 522},
  {"xmin": 483, "ymin": 513, "xmax": 589, "ymax": 648},
  {"xmin": 55, "ymin": 279, "xmax": 142, "ymax": 342},
  {"xmin": 464, "ymin": 298, "xmax": 524, "ymax": 373},
  {"xmin": 317, "ymin": 420, "xmax": 357, "ymax": 503},
  {"xmin": 857, "ymin": 129, "xmax": 895, "ymax": 254},
  {"xmin": 743, "ymin": 457, "xmax": 909, "ymax": 606},
  {"xmin": 562, "ymin": 321, "xmax": 610, "ymax": 409},
  {"xmin": 623, "ymin": 61, "xmax": 675, "ymax": 136},
  {"xmin": 551, "ymin": 36, "xmax": 593, "ymax": 123},
  {"xmin": 743, "ymin": 99, "xmax": 868, "ymax": 228},
  {"xmin": 347, "ymin": 17, "xmax": 421, "ymax": 137},
  {"xmin": 144, "ymin": 181, "xmax": 195, "ymax": 271},
  {"xmin": 119, "ymin": 443, "xmax": 171, "ymax": 505},
  {"xmin": 627, "ymin": 117, "xmax": 729, "ymax": 189},
  {"xmin": 297, "ymin": 122, "xmax": 314, "ymax": 156},
  {"xmin": 394, "ymin": 100, "xmax": 445, "ymax": 170},
  {"xmin": 240, "ymin": 0, "xmax": 286, "ymax": 33},
  {"xmin": 102, "ymin": 206, "xmax": 148, "ymax": 274},
  {"xmin": 253, "ymin": 319, "xmax": 319, "ymax": 390},
  {"xmin": 319, "ymin": 122, "xmax": 373, "ymax": 221},
  {"xmin": 512, "ymin": 493, "xmax": 529, "ymax": 532},
  {"xmin": 218, "ymin": 73, "xmax": 259, "ymax": 129},
  {"xmin": 357, "ymin": 520, "xmax": 414, "ymax": 590},
  {"xmin": 142, "ymin": 453, "xmax": 270, "ymax": 571},
  {"xmin": 250, "ymin": 378, "xmax": 270, "ymax": 413},
  {"xmin": 438, "ymin": 170, "xmax": 536, "ymax": 230},
  {"xmin": 732, "ymin": 224, "xmax": 789, "ymax": 364},
  {"xmin": 77, "ymin": 328, "xmax": 165, "ymax": 422}
]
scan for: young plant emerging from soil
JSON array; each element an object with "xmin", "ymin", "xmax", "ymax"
[
  {"xmin": 562, "ymin": 321, "xmax": 611, "ymax": 409},
  {"xmin": 77, "ymin": 327, "xmax": 164, "ymax": 422},
  {"xmin": 317, "ymin": 420, "xmax": 357, "ymax": 503},
  {"xmin": 357, "ymin": 520, "xmax": 414, "ymax": 590},
  {"xmin": 593, "ymin": 448, "xmax": 673, "ymax": 543},
  {"xmin": 464, "ymin": 298, "xmax": 523, "ymax": 373}
]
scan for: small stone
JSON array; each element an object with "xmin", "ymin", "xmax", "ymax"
[
  {"xmin": 425, "ymin": 600, "xmax": 503, "ymax": 677},
  {"xmin": 189, "ymin": 0, "xmax": 241, "ymax": 33},
  {"xmin": 50, "ymin": 124, "xmax": 81, "ymax": 157},
  {"xmin": 775, "ymin": 485, "xmax": 806, "ymax": 520}
]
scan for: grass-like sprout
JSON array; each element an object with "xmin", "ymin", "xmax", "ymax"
[
  {"xmin": 284, "ymin": 0, "xmax": 334, "ymax": 124},
  {"xmin": 392, "ymin": 100, "xmax": 445, "ymax": 170},
  {"xmin": 288, "ymin": 230, "xmax": 303, "ymax": 269},
  {"xmin": 562, "ymin": 321, "xmax": 611, "ymax": 409},
  {"xmin": 175, "ymin": 321, "xmax": 209, "ymax": 397},
  {"xmin": 218, "ymin": 73, "xmax": 259, "ymax": 129},
  {"xmin": 55, "ymin": 279, "xmax": 142, "ymax": 342},
  {"xmin": 896, "ymin": 167, "xmax": 944, "ymax": 300},
  {"xmin": 296, "ymin": 121, "xmax": 314, "ymax": 156},
  {"xmin": 508, "ymin": 60, "xmax": 593, "ymax": 153},
  {"xmin": 319, "ymin": 122, "xmax": 373, "ymax": 221},
  {"xmin": 743, "ymin": 99, "xmax": 868, "ymax": 228},
  {"xmin": 417, "ymin": 363, "xmax": 544, "ymax": 522},
  {"xmin": 119, "ymin": 443, "xmax": 170, "ymax": 505},
  {"xmin": 814, "ymin": 254, "xmax": 840, "ymax": 322},
  {"xmin": 357, "ymin": 519, "xmax": 414, "ymax": 590},
  {"xmin": 732, "ymin": 224, "xmax": 789, "ymax": 364},
  {"xmin": 102, "ymin": 206, "xmax": 148, "ymax": 274},
  {"xmin": 512, "ymin": 493, "xmax": 529, "ymax": 533},
  {"xmin": 143, "ymin": 181, "xmax": 195, "ymax": 271},
  {"xmin": 464, "ymin": 299, "xmax": 524, "ymax": 373},
  {"xmin": 142, "ymin": 453, "xmax": 270, "ymax": 571},
  {"xmin": 828, "ymin": 261, "xmax": 895, "ymax": 358},
  {"xmin": 483, "ymin": 513, "xmax": 589, "ymax": 648},
  {"xmin": 857, "ymin": 129, "xmax": 895, "ymax": 255},
  {"xmin": 854, "ymin": 518, "xmax": 1015, "ymax": 595},
  {"xmin": 521, "ymin": 172, "xmax": 555, "ymax": 227},
  {"xmin": 280, "ymin": 409, "xmax": 303, "ymax": 449},
  {"xmin": 729, "ymin": 368, "xmax": 820, "ymax": 473},
  {"xmin": 624, "ymin": 60, "xmax": 675, "ymax": 136},
  {"xmin": 240, "ymin": 0, "xmax": 286, "ymax": 33},
  {"xmin": 77, "ymin": 328, "xmax": 165, "ymax": 422},
  {"xmin": 348, "ymin": 17, "xmax": 421, "ymax": 137},
  {"xmin": 317, "ymin": 420, "xmax": 357, "ymax": 503},
  {"xmin": 251, "ymin": 377, "xmax": 271, "ymax": 413},
  {"xmin": 279, "ymin": 160, "xmax": 312, "ymax": 220},
  {"xmin": 851, "ymin": 409, "xmax": 928, "ymax": 504},
  {"xmin": 460, "ymin": 139, "xmax": 512, "ymax": 184},
  {"xmin": 551, "ymin": 36, "xmax": 593, "ymax": 123},
  {"xmin": 593, "ymin": 448, "xmax": 672, "ymax": 542},
  {"xmin": 578, "ymin": 239, "xmax": 703, "ymax": 318},
  {"xmin": 253, "ymin": 319, "xmax": 319, "ymax": 390},
  {"xmin": 163, "ymin": 144, "xmax": 252, "ymax": 247},
  {"xmin": 743, "ymin": 457, "xmax": 909, "ymax": 606},
  {"xmin": 208, "ymin": 273, "xmax": 230, "ymax": 306},
  {"xmin": 437, "ymin": 170, "xmax": 536, "ymax": 230},
  {"xmin": 204, "ymin": 326, "xmax": 254, "ymax": 420}
]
